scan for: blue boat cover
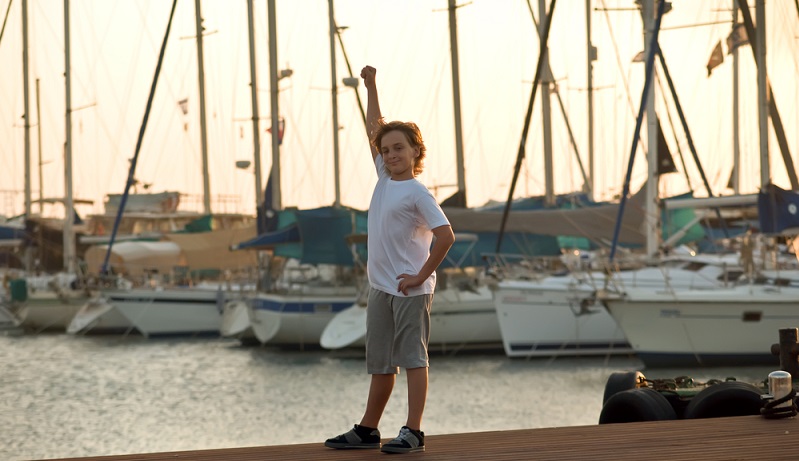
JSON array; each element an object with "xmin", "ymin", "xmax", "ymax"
[
  {"xmin": 758, "ymin": 183, "xmax": 799, "ymax": 234},
  {"xmin": 0, "ymin": 224, "xmax": 25, "ymax": 241},
  {"xmin": 232, "ymin": 206, "xmax": 367, "ymax": 266}
]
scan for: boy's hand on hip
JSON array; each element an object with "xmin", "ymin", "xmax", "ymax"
[{"xmin": 396, "ymin": 273, "xmax": 423, "ymax": 295}]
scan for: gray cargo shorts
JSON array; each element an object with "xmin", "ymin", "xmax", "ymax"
[{"xmin": 365, "ymin": 287, "xmax": 433, "ymax": 374}]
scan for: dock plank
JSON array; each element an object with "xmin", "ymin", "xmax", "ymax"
[{"xmin": 40, "ymin": 415, "xmax": 798, "ymax": 461}]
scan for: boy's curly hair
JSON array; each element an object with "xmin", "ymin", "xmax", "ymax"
[{"xmin": 371, "ymin": 119, "xmax": 426, "ymax": 176}]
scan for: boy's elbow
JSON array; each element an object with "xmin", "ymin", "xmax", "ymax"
[{"xmin": 436, "ymin": 226, "xmax": 456, "ymax": 248}]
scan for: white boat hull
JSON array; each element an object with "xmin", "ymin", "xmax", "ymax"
[
  {"xmin": 493, "ymin": 261, "xmax": 734, "ymax": 358},
  {"xmin": 494, "ymin": 278, "xmax": 631, "ymax": 357},
  {"xmin": 603, "ymin": 285, "xmax": 799, "ymax": 367},
  {"xmin": 16, "ymin": 291, "xmax": 90, "ymax": 332},
  {"xmin": 0, "ymin": 303, "xmax": 21, "ymax": 329},
  {"xmin": 220, "ymin": 300, "xmax": 257, "ymax": 343},
  {"xmin": 107, "ymin": 287, "xmax": 229, "ymax": 337},
  {"xmin": 67, "ymin": 297, "xmax": 134, "ymax": 335},
  {"xmin": 250, "ymin": 292, "xmax": 357, "ymax": 346},
  {"xmin": 317, "ymin": 285, "xmax": 502, "ymax": 350},
  {"xmin": 429, "ymin": 285, "xmax": 501, "ymax": 347}
]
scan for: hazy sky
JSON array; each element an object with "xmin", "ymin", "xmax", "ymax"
[{"xmin": 1, "ymin": 0, "xmax": 798, "ymax": 219}]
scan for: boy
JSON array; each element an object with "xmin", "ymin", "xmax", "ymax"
[{"xmin": 324, "ymin": 65, "xmax": 455, "ymax": 454}]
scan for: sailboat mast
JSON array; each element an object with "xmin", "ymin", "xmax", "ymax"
[
  {"xmin": 328, "ymin": 0, "xmax": 341, "ymax": 208},
  {"xmin": 755, "ymin": 0, "xmax": 769, "ymax": 187},
  {"xmin": 539, "ymin": 0, "xmax": 554, "ymax": 207},
  {"xmin": 267, "ymin": 0, "xmax": 281, "ymax": 211},
  {"xmin": 731, "ymin": 0, "xmax": 740, "ymax": 194},
  {"xmin": 585, "ymin": 0, "xmax": 595, "ymax": 200},
  {"xmin": 246, "ymin": 0, "xmax": 263, "ymax": 211},
  {"xmin": 194, "ymin": 0, "xmax": 211, "ymax": 214},
  {"xmin": 22, "ymin": 0, "xmax": 31, "ymax": 218},
  {"xmin": 63, "ymin": 0, "xmax": 75, "ymax": 273},
  {"xmin": 448, "ymin": 0, "xmax": 466, "ymax": 205},
  {"xmin": 36, "ymin": 78, "xmax": 44, "ymax": 215},
  {"xmin": 527, "ymin": 6, "xmax": 590, "ymax": 195},
  {"xmin": 737, "ymin": 0, "xmax": 796, "ymax": 188},
  {"xmin": 643, "ymin": 0, "xmax": 659, "ymax": 257}
]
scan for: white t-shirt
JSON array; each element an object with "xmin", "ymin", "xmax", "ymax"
[{"xmin": 367, "ymin": 155, "xmax": 451, "ymax": 297}]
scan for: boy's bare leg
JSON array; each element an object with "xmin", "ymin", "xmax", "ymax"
[
  {"xmin": 405, "ymin": 367, "xmax": 428, "ymax": 431},
  {"xmin": 360, "ymin": 373, "xmax": 396, "ymax": 428}
]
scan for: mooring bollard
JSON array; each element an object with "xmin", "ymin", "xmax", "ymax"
[{"xmin": 769, "ymin": 328, "xmax": 799, "ymax": 381}]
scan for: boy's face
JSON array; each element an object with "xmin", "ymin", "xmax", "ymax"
[{"xmin": 380, "ymin": 130, "xmax": 418, "ymax": 180}]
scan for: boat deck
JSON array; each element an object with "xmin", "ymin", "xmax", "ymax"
[{"xmin": 44, "ymin": 415, "xmax": 797, "ymax": 461}]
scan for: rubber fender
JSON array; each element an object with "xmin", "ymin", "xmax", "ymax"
[
  {"xmin": 598, "ymin": 388, "xmax": 678, "ymax": 424},
  {"xmin": 602, "ymin": 371, "xmax": 646, "ymax": 405},
  {"xmin": 683, "ymin": 381, "xmax": 764, "ymax": 419}
]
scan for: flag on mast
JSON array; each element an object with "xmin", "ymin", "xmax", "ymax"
[
  {"xmin": 706, "ymin": 41, "xmax": 724, "ymax": 77},
  {"xmin": 726, "ymin": 24, "xmax": 749, "ymax": 54}
]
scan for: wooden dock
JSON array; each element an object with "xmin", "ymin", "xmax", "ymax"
[{"xmin": 42, "ymin": 415, "xmax": 798, "ymax": 461}]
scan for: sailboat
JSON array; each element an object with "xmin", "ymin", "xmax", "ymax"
[
  {"xmin": 67, "ymin": 1, "xmax": 257, "ymax": 337},
  {"xmin": 452, "ymin": 0, "xmax": 629, "ymax": 358},
  {"xmin": 219, "ymin": 0, "xmax": 359, "ymax": 346},
  {"xmin": 7, "ymin": 0, "xmax": 99, "ymax": 333},
  {"xmin": 478, "ymin": 0, "xmax": 734, "ymax": 358},
  {"xmin": 599, "ymin": 0, "xmax": 799, "ymax": 367}
]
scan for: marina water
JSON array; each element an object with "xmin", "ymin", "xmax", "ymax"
[{"xmin": 1, "ymin": 334, "xmax": 775, "ymax": 460}]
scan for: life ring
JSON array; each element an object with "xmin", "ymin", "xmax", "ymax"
[
  {"xmin": 683, "ymin": 381, "xmax": 764, "ymax": 419},
  {"xmin": 602, "ymin": 371, "xmax": 647, "ymax": 405},
  {"xmin": 599, "ymin": 388, "xmax": 677, "ymax": 424}
]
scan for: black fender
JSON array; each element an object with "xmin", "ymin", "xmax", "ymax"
[
  {"xmin": 602, "ymin": 371, "xmax": 646, "ymax": 405},
  {"xmin": 599, "ymin": 388, "xmax": 677, "ymax": 424},
  {"xmin": 683, "ymin": 381, "xmax": 764, "ymax": 419}
]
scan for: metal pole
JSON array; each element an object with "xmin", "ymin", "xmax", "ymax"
[
  {"xmin": 246, "ymin": 0, "xmax": 263, "ymax": 211},
  {"xmin": 194, "ymin": 0, "xmax": 211, "ymax": 214},
  {"xmin": 732, "ymin": 0, "xmax": 740, "ymax": 194},
  {"xmin": 585, "ymin": 0, "xmax": 595, "ymax": 199},
  {"xmin": 63, "ymin": 0, "xmax": 75, "ymax": 274},
  {"xmin": 755, "ymin": 0, "xmax": 769, "ymax": 188},
  {"xmin": 448, "ymin": 0, "xmax": 466, "ymax": 205},
  {"xmin": 738, "ymin": 0, "xmax": 796, "ymax": 189},
  {"xmin": 328, "ymin": 0, "xmax": 341, "ymax": 207},
  {"xmin": 334, "ymin": 25, "xmax": 367, "ymax": 136},
  {"xmin": 267, "ymin": 0, "xmax": 281, "ymax": 211},
  {"xmin": 643, "ymin": 0, "xmax": 659, "ymax": 257},
  {"xmin": 539, "ymin": 0, "xmax": 554, "ymax": 206},
  {"xmin": 22, "ymin": 0, "xmax": 31, "ymax": 218},
  {"xmin": 35, "ymin": 78, "xmax": 43, "ymax": 214}
]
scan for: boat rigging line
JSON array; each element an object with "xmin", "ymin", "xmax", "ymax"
[
  {"xmin": 608, "ymin": 0, "xmax": 667, "ymax": 263},
  {"xmin": 0, "ymin": 0, "xmax": 11, "ymax": 47},
  {"xmin": 656, "ymin": 49, "xmax": 729, "ymax": 239},
  {"xmin": 495, "ymin": 0, "xmax": 557, "ymax": 253},
  {"xmin": 596, "ymin": 0, "xmax": 649, "ymax": 161},
  {"xmin": 100, "ymin": 0, "xmax": 178, "ymax": 276},
  {"xmin": 333, "ymin": 21, "xmax": 367, "ymax": 139},
  {"xmin": 524, "ymin": 0, "xmax": 591, "ymax": 197},
  {"xmin": 655, "ymin": 76, "xmax": 691, "ymax": 189}
]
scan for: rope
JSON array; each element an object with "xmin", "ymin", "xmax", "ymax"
[{"xmin": 760, "ymin": 389, "xmax": 798, "ymax": 419}]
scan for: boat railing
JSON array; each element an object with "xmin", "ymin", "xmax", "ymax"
[
  {"xmin": 481, "ymin": 252, "xmax": 566, "ymax": 282},
  {"xmin": 86, "ymin": 261, "xmax": 261, "ymax": 293}
]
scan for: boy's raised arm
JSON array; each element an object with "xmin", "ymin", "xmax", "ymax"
[{"xmin": 361, "ymin": 65, "xmax": 382, "ymax": 162}]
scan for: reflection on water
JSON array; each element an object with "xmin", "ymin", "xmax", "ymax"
[{"xmin": 0, "ymin": 334, "xmax": 775, "ymax": 460}]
